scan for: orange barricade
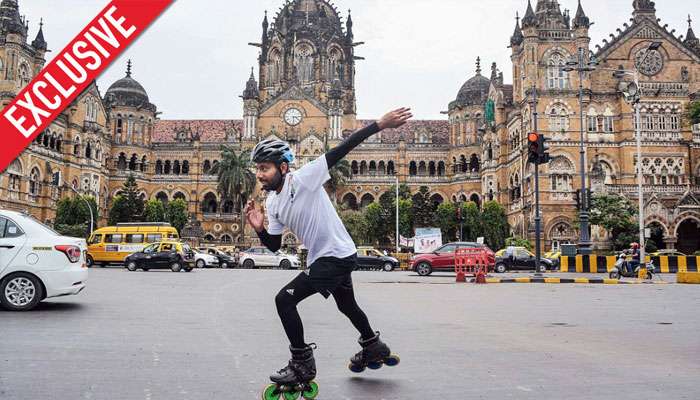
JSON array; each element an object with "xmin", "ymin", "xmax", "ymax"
[{"xmin": 454, "ymin": 247, "xmax": 488, "ymax": 283}]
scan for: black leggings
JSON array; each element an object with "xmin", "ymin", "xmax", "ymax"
[{"xmin": 275, "ymin": 271, "xmax": 375, "ymax": 348}]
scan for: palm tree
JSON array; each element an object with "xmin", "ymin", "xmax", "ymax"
[
  {"xmin": 325, "ymin": 157, "xmax": 352, "ymax": 203},
  {"xmin": 211, "ymin": 146, "xmax": 256, "ymax": 241}
]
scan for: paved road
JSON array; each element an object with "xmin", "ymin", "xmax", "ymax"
[{"xmin": 1, "ymin": 268, "xmax": 698, "ymax": 400}]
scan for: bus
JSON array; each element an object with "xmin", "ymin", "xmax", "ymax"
[{"xmin": 86, "ymin": 223, "xmax": 179, "ymax": 267}]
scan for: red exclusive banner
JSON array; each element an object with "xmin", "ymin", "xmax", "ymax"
[{"xmin": 0, "ymin": 0, "xmax": 173, "ymax": 172}]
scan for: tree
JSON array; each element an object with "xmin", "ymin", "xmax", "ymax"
[
  {"xmin": 325, "ymin": 144, "xmax": 352, "ymax": 202},
  {"xmin": 589, "ymin": 193, "xmax": 638, "ymax": 250},
  {"xmin": 121, "ymin": 174, "xmax": 144, "ymax": 220},
  {"xmin": 108, "ymin": 195, "xmax": 130, "ymax": 226},
  {"xmin": 480, "ymin": 201, "xmax": 510, "ymax": 250},
  {"xmin": 54, "ymin": 195, "xmax": 98, "ymax": 238},
  {"xmin": 461, "ymin": 201, "xmax": 482, "ymax": 241},
  {"xmin": 144, "ymin": 199, "xmax": 166, "ymax": 222},
  {"xmin": 411, "ymin": 186, "xmax": 435, "ymax": 228},
  {"xmin": 364, "ymin": 202, "xmax": 391, "ymax": 245},
  {"xmin": 434, "ymin": 202, "xmax": 458, "ymax": 240},
  {"xmin": 166, "ymin": 199, "xmax": 189, "ymax": 234},
  {"xmin": 506, "ymin": 236, "xmax": 532, "ymax": 250},
  {"xmin": 397, "ymin": 198, "xmax": 414, "ymax": 238},
  {"xmin": 211, "ymin": 146, "xmax": 256, "ymax": 238},
  {"xmin": 339, "ymin": 208, "xmax": 369, "ymax": 246},
  {"xmin": 686, "ymin": 100, "xmax": 700, "ymax": 125}
]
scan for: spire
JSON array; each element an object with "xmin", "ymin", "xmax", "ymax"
[
  {"xmin": 0, "ymin": 0, "xmax": 27, "ymax": 36},
  {"xmin": 685, "ymin": 15, "xmax": 700, "ymax": 51},
  {"xmin": 490, "ymin": 62, "xmax": 499, "ymax": 81},
  {"xmin": 510, "ymin": 12, "xmax": 524, "ymax": 46},
  {"xmin": 572, "ymin": 0, "xmax": 590, "ymax": 28},
  {"xmin": 476, "ymin": 57, "xmax": 482, "ymax": 75},
  {"xmin": 262, "ymin": 10, "xmax": 268, "ymax": 31},
  {"xmin": 346, "ymin": 9, "xmax": 353, "ymax": 39},
  {"xmin": 243, "ymin": 67, "xmax": 259, "ymax": 100},
  {"xmin": 126, "ymin": 59, "xmax": 132, "ymax": 78},
  {"xmin": 31, "ymin": 17, "xmax": 47, "ymax": 50},
  {"xmin": 521, "ymin": 0, "xmax": 536, "ymax": 28}
]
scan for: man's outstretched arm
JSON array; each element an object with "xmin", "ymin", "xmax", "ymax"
[{"xmin": 325, "ymin": 107, "xmax": 413, "ymax": 169}]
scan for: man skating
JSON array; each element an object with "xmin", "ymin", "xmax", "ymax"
[{"xmin": 246, "ymin": 108, "xmax": 412, "ymax": 398}]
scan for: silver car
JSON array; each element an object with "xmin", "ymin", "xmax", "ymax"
[{"xmin": 239, "ymin": 246, "xmax": 300, "ymax": 269}]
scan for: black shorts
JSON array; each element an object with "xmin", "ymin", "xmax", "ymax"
[{"xmin": 307, "ymin": 253, "xmax": 357, "ymax": 298}]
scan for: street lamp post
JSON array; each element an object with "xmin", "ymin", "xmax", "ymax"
[
  {"xmin": 68, "ymin": 184, "xmax": 94, "ymax": 235},
  {"xmin": 395, "ymin": 174, "xmax": 399, "ymax": 254},
  {"xmin": 562, "ymin": 47, "xmax": 597, "ymax": 254}
]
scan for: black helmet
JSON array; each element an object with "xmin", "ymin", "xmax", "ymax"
[{"xmin": 251, "ymin": 139, "xmax": 294, "ymax": 164}]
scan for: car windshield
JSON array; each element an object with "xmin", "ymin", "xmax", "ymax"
[{"xmin": 143, "ymin": 244, "xmax": 158, "ymax": 253}]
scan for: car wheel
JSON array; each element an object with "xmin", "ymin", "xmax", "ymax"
[
  {"xmin": 416, "ymin": 262, "xmax": 432, "ymax": 276},
  {"xmin": 86, "ymin": 255, "xmax": 94, "ymax": 268},
  {"xmin": 383, "ymin": 262, "xmax": 394, "ymax": 272},
  {"xmin": 609, "ymin": 270, "xmax": 620, "ymax": 279},
  {"xmin": 280, "ymin": 259, "xmax": 291, "ymax": 269},
  {"xmin": 126, "ymin": 261, "xmax": 138, "ymax": 272},
  {"xmin": 170, "ymin": 262, "xmax": 182, "ymax": 272},
  {"xmin": 196, "ymin": 259, "xmax": 206, "ymax": 269},
  {"xmin": 220, "ymin": 262, "xmax": 228, "ymax": 269},
  {"xmin": 243, "ymin": 259, "xmax": 255, "ymax": 269},
  {"xmin": 1, "ymin": 273, "xmax": 44, "ymax": 311},
  {"xmin": 495, "ymin": 263, "xmax": 507, "ymax": 274},
  {"xmin": 537, "ymin": 263, "xmax": 547, "ymax": 273}
]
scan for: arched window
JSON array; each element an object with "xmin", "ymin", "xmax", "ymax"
[
  {"xmin": 164, "ymin": 160, "xmax": 171, "ymax": 174},
  {"xmin": 549, "ymin": 156, "xmax": 575, "ymax": 192},
  {"xmin": 547, "ymin": 53, "xmax": 568, "ymax": 89},
  {"xmin": 129, "ymin": 154, "xmax": 138, "ymax": 171},
  {"xmin": 460, "ymin": 155, "xmax": 468, "ymax": 173},
  {"xmin": 378, "ymin": 161, "xmax": 386, "ymax": 175},
  {"xmin": 7, "ymin": 160, "xmax": 22, "ymax": 194},
  {"xmin": 369, "ymin": 161, "xmax": 377, "ymax": 175},
  {"xmin": 155, "ymin": 160, "xmax": 163, "ymax": 174},
  {"xmin": 221, "ymin": 234, "xmax": 233, "ymax": 244},
  {"xmin": 223, "ymin": 200, "xmax": 235, "ymax": 214},
  {"xmin": 73, "ymin": 137, "xmax": 81, "ymax": 157},
  {"xmin": 387, "ymin": 161, "xmax": 395, "ymax": 175},
  {"xmin": 428, "ymin": 161, "xmax": 436, "ymax": 176},
  {"xmin": 56, "ymin": 135, "xmax": 63, "ymax": 152},
  {"xmin": 140, "ymin": 156, "xmax": 147, "ymax": 172},
  {"xmin": 173, "ymin": 160, "xmax": 181, "ymax": 175},
  {"xmin": 351, "ymin": 161, "xmax": 359, "ymax": 175},
  {"xmin": 268, "ymin": 48, "xmax": 281, "ymax": 85},
  {"xmin": 469, "ymin": 154, "xmax": 480, "ymax": 172},
  {"xmin": 202, "ymin": 193, "xmax": 218, "ymax": 213},
  {"xmin": 117, "ymin": 153, "xmax": 127, "ymax": 170},
  {"xmin": 328, "ymin": 48, "xmax": 343, "ymax": 79},
  {"xmin": 18, "ymin": 63, "xmax": 30, "ymax": 87},
  {"xmin": 342, "ymin": 193, "xmax": 358, "ymax": 210},
  {"xmin": 360, "ymin": 161, "xmax": 367, "ymax": 175},
  {"xmin": 437, "ymin": 161, "xmax": 446, "ymax": 176},
  {"xmin": 360, "ymin": 193, "xmax": 375, "ymax": 209},
  {"xmin": 156, "ymin": 191, "xmax": 169, "ymax": 204},
  {"xmin": 182, "ymin": 160, "xmax": 189, "ymax": 175},
  {"xmin": 295, "ymin": 44, "xmax": 314, "ymax": 84},
  {"xmin": 29, "ymin": 167, "xmax": 41, "ymax": 199},
  {"xmin": 548, "ymin": 104, "xmax": 570, "ymax": 133},
  {"xmin": 418, "ymin": 161, "xmax": 427, "ymax": 175},
  {"xmin": 409, "ymin": 161, "xmax": 417, "ymax": 176},
  {"xmin": 49, "ymin": 133, "xmax": 56, "ymax": 149},
  {"xmin": 85, "ymin": 141, "xmax": 92, "ymax": 159},
  {"xmin": 173, "ymin": 192, "xmax": 186, "ymax": 201},
  {"xmin": 203, "ymin": 160, "xmax": 211, "ymax": 175}
]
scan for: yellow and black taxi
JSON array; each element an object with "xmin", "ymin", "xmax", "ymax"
[{"xmin": 123, "ymin": 241, "xmax": 195, "ymax": 272}]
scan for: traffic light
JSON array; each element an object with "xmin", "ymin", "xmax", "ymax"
[
  {"xmin": 527, "ymin": 132, "xmax": 540, "ymax": 164},
  {"xmin": 527, "ymin": 132, "xmax": 551, "ymax": 165}
]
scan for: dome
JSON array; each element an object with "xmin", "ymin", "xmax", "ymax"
[
  {"xmin": 104, "ymin": 60, "xmax": 154, "ymax": 110},
  {"xmin": 451, "ymin": 58, "xmax": 490, "ymax": 109},
  {"xmin": 271, "ymin": 0, "xmax": 345, "ymax": 37}
]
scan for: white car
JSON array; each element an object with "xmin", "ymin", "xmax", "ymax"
[
  {"xmin": 239, "ymin": 246, "xmax": 300, "ymax": 269},
  {"xmin": 193, "ymin": 249, "xmax": 219, "ymax": 268},
  {"xmin": 0, "ymin": 210, "xmax": 88, "ymax": 311}
]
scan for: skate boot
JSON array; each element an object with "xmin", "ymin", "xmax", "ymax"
[
  {"xmin": 262, "ymin": 344, "xmax": 319, "ymax": 400},
  {"xmin": 348, "ymin": 331, "xmax": 400, "ymax": 373}
]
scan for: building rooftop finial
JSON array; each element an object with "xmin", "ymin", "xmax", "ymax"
[
  {"xmin": 476, "ymin": 57, "xmax": 481, "ymax": 75},
  {"xmin": 126, "ymin": 59, "xmax": 132, "ymax": 77}
]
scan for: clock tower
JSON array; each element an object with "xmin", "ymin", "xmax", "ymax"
[{"xmin": 243, "ymin": 0, "xmax": 360, "ymax": 164}]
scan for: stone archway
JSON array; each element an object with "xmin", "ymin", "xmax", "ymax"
[{"xmin": 675, "ymin": 217, "xmax": 700, "ymax": 255}]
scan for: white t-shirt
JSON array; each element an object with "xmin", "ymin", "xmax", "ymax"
[{"xmin": 265, "ymin": 156, "xmax": 357, "ymax": 266}]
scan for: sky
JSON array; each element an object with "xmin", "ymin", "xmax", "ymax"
[{"xmin": 19, "ymin": 0, "xmax": 699, "ymax": 121}]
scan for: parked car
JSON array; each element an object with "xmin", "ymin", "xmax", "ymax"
[
  {"xmin": 649, "ymin": 249, "xmax": 686, "ymax": 257},
  {"xmin": 239, "ymin": 246, "xmax": 300, "ymax": 269},
  {"xmin": 356, "ymin": 246, "xmax": 399, "ymax": 271},
  {"xmin": 193, "ymin": 249, "xmax": 219, "ymax": 268},
  {"xmin": 86, "ymin": 222, "xmax": 178, "ymax": 267},
  {"xmin": 124, "ymin": 241, "xmax": 195, "ymax": 272},
  {"xmin": 544, "ymin": 250, "xmax": 561, "ymax": 268},
  {"xmin": 0, "ymin": 210, "xmax": 88, "ymax": 311},
  {"xmin": 410, "ymin": 242, "xmax": 495, "ymax": 276},
  {"xmin": 494, "ymin": 246, "xmax": 553, "ymax": 273},
  {"xmin": 201, "ymin": 247, "xmax": 237, "ymax": 268}
]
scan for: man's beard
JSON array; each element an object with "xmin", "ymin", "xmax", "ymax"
[{"xmin": 262, "ymin": 169, "xmax": 284, "ymax": 192}]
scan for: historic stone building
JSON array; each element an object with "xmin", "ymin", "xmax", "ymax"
[{"xmin": 2, "ymin": 0, "xmax": 700, "ymax": 253}]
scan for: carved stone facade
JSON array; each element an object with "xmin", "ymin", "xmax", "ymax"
[{"xmin": 2, "ymin": 0, "xmax": 700, "ymax": 253}]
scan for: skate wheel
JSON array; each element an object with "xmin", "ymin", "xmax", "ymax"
[
  {"xmin": 283, "ymin": 391, "xmax": 300, "ymax": 400},
  {"xmin": 349, "ymin": 362, "xmax": 366, "ymax": 373},
  {"xmin": 385, "ymin": 355, "xmax": 400, "ymax": 367},
  {"xmin": 302, "ymin": 381, "xmax": 319, "ymax": 399},
  {"xmin": 367, "ymin": 361, "xmax": 383, "ymax": 370},
  {"xmin": 262, "ymin": 384, "xmax": 281, "ymax": 400}
]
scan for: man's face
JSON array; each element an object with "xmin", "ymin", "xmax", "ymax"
[{"xmin": 256, "ymin": 161, "xmax": 288, "ymax": 191}]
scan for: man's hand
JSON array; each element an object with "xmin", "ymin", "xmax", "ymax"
[
  {"xmin": 245, "ymin": 200, "xmax": 265, "ymax": 233},
  {"xmin": 377, "ymin": 107, "xmax": 413, "ymax": 130}
]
